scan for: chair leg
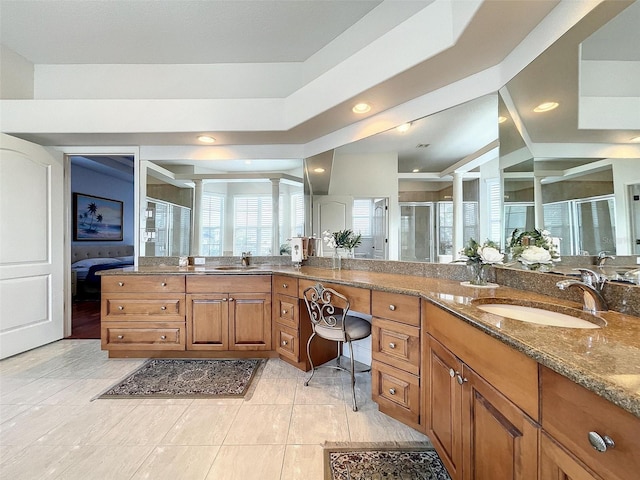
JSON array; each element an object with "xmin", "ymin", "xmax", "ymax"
[
  {"xmin": 304, "ymin": 332, "xmax": 316, "ymax": 387},
  {"xmin": 347, "ymin": 340, "xmax": 357, "ymax": 411}
]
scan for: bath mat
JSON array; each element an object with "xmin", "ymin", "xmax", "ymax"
[
  {"xmin": 97, "ymin": 358, "xmax": 265, "ymax": 399},
  {"xmin": 324, "ymin": 441, "xmax": 451, "ymax": 480}
]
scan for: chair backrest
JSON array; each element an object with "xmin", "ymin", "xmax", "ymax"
[{"xmin": 303, "ymin": 283, "xmax": 350, "ymax": 333}]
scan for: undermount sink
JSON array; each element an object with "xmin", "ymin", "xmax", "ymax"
[
  {"xmin": 212, "ymin": 266, "xmax": 257, "ymax": 271},
  {"xmin": 471, "ymin": 298, "xmax": 606, "ymax": 329}
]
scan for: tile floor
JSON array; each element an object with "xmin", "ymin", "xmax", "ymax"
[{"xmin": 0, "ymin": 340, "xmax": 429, "ymax": 479}]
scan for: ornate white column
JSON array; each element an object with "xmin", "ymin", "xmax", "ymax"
[
  {"xmin": 453, "ymin": 172, "xmax": 464, "ymax": 260},
  {"xmin": 192, "ymin": 179, "xmax": 203, "ymax": 256},
  {"xmin": 534, "ymin": 175, "xmax": 544, "ymax": 228},
  {"xmin": 271, "ymin": 178, "xmax": 280, "ymax": 255}
]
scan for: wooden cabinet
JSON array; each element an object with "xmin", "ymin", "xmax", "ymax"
[
  {"xmin": 424, "ymin": 302, "xmax": 539, "ymax": 480},
  {"xmin": 272, "ymin": 275, "xmax": 336, "ymax": 370},
  {"xmin": 540, "ymin": 366, "xmax": 640, "ymax": 480},
  {"xmin": 371, "ymin": 291, "xmax": 421, "ymax": 429},
  {"xmin": 540, "ymin": 433, "xmax": 603, "ymax": 480},
  {"xmin": 101, "ymin": 275, "xmax": 186, "ymax": 352},
  {"xmin": 186, "ymin": 275, "xmax": 272, "ymax": 351}
]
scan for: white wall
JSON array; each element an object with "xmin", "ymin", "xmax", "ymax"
[
  {"xmin": 612, "ymin": 159, "xmax": 640, "ymax": 254},
  {"xmin": 0, "ymin": 45, "xmax": 34, "ymax": 99}
]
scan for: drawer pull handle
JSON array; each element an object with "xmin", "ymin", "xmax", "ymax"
[
  {"xmin": 118, "ymin": 282, "xmax": 124, "ymax": 287},
  {"xmin": 160, "ymin": 306, "xmax": 167, "ymax": 310},
  {"xmin": 388, "ymin": 342, "xmax": 396, "ymax": 349},
  {"xmin": 389, "ymin": 388, "xmax": 396, "ymax": 395},
  {"xmin": 282, "ymin": 310, "xmax": 288, "ymax": 315},
  {"xmin": 223, "ymin": 298, "xmax": 228, "ymax": 302},
  {"xmin": 161, "ymin": 282, "xmax": 167, "ymax": 287},
  {"xmin": 282, "ymin": 340, "xmax": 288, "ymax": 346},
  {"xmin": 117, "ymin": 335, "xmax": 124, "ymax": 339},
  {"xmin": 160, "ymin": 335, "xmax": 167, "ymax": 340},
  {"xmin": 456, "ymin": 374, "xmax": 468, "ymax": 385},
  {"xmin": 588, "ymin": 432, "xmax": 615, "ymax": 452},
  {"xmin": 389, "ymin": 304, "xmax": 396, "ymax": 311},
  {"xmin": 282, "ymin": 283, "xmax": 288, "ymax": 288},
  {"xmin": 118, "ymin": 305, "xmax": 124, "ymax": 310}
]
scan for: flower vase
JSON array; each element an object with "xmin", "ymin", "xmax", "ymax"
[
  {"xmin": 467, "ymin": 262, "xmax": 488, "ymax": 286},
  {"xmin": 332, "ymin": 251, "xmax": 342, "ymax": 270}
]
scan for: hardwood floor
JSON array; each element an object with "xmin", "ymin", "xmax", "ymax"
[{"xmin": 68, "ymin": 299, "xmax": 101, "ymax": 339}]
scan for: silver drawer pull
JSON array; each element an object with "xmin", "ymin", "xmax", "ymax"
[
  {"xmin": 161, "ymin": 282, "xmax": 167, "ymax": 287},
  {"xmin": 389, "ymin": 388, "xmax": 396, "ymax": 395},
  {"xmin": 456, "ymin": 374, "xmax": 468, "ymax": 385},
  {"xmin": 282, "ymin": 340, "xmax": 288, "ymax": 346},
  {"xmin": 160, "ymin": 306, "xmax": 167, "ymax": 310},
  {"xmin": 117, "ymin": 335, "xmax": 124, "ymax": 339},
  {"xmin": 228, "ymin": 297, "xmax": 234, "ymax": 302},
  {"xmin": 160, "ymin": 335, "xmax": 167, "ymax": 340},
  {"xmin": 118, "ymin": 282, "xmax": 124, "ymax": 287},
  {"xmin": 389, "ymin": 342, "xmax": 396, "ymax": 349},
  {"xmin": 449, "ymin": 368, "xmax": 456, "ymax": 378},
  {"xmin": 282, "ymin": 283, "xmax": 288, "ymax": 288},
  {"xmin": 118, "ymin": 305, "xmax": 124, "ymax": 310},
  {"xmin": 389, "ymin": 304, "xmax": 396, "ymax": 311},
  {"xmin": 282, "ymin": 310, "xmax": 288, "ymax": 315},
  {"xmin": 588, "ymin": 432, "xmax": 615, "ymax": 452},
  {"xmin": 223, "ymin": 298, "xmax": 228, "ymax": 302}
]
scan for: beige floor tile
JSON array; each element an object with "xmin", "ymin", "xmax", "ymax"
[
  {"xmin": 224, "ymin": 404, "xmax": 292, "ymax": 445},
  {"xmin": 245, "ymin": 378, "xmax": 297, "ymax": 404},
  {"xmin": 205, "ymin": 445, "xmax": 285, "ymax": 480},
  {"xmin": 288, "ymin": 404, "xmax": 350, "ymax": 444},
  {"xmin": 191, "ymin": 397, "xmax": 244, "ymax": 406},
  {"xmin": 0, "ymin": 444, "xmax": 87, "ymax": 480},
  {"xmin": 260, "ymin": 358, "xmax": 306, "ymax": 379},
  {"xmin": 161, "ymin": 404, "xmax": 240, "ymax": 445},
  {"xmin": 346, "ymin": 402, "xmax": 431, "ymax": 443},
  {"xmin": 0, "ymin": 403, "xmax": 32, "ymax": 424},
  {"xmin": 131, "ymin": 445, "xmax": 220, "ymax": 480},
  {"xmin": 56, "ymin": 444, "xmax": 154, "ymax": 480},
  {"xmin": 0, "ymin": 377, "xmax": 78, "ymax": 404},
  {"xmin": 281, "ymin": 444, "xmax": 325, "ymax": 480},
  {"xmin": 0, "ymin": 405, "xmax": 77, "ymax": 446},
  {"xmin": 39, "ymin": 378, "xmax": 116, "ymax": 405},
  {"xmin": 294, "ymin": 376, "xmax": 346, "ymax": 405},
  {"xmin": 94, "ymin": 404, "xmax": 188, "ymax": 445}
]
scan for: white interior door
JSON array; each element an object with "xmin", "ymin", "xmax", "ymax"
[
  {"xmin": 313, "ymin": 195, "xmax": 352, "ymax": 256},
  {"xmin": 373, "ymin": 198, "xmax": 388, "ymax": 259},
  {"xmin": 0, "ymin": 134, "xmax": 64, "ymax": 359}
]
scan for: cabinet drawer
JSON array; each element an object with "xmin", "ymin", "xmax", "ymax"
[
  {"xmin": 372, "ymin": 360, "xmax": 420, "ymax": 427},
  {"xmin": 541, "ymin": 366, "xmax": 640, "ymax": 480},
  {"xmin": 372, "ymin": 317, "xmax": 420, "ymax": 375},
  {"xmin": 101, "ymin": 322, "xmax": 185, "ymax": 350},
  {"xmin": 372, "ymin": 291, "xmax": 420, "ymax": 326},
  {"xmin": 273, "ymin": 275, "xmax": 298, "ymax": 296},
  {"xmin": 275, "ymin": 324, "xmax": 299, "ymax": 362},
  {"xmin": 101, "ymin": 275, "xmax": 184, "ymax": 293},
  {"xmin": 274, "ymin": 294, "xmax": 298, "ymax": 329},
  {"xmin": 299, "ymin": 279, "xmax": 371, "ymax": 314},
  {"xmin": 187, "ymin": 274, "xmax": 271, "ymax": 293},
  {"xmin": 102, "ymin": 294, "xmax": 185, "ymax": 320}
]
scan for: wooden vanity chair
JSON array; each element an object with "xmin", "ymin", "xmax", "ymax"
[{"xmin": 302, "ymin": 283, "xmax": 372, "ymax": 411}]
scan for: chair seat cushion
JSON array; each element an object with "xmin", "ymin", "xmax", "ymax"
[{"xmin": 315, "ymin": 315, "xmax": 372, "ymax": 342}]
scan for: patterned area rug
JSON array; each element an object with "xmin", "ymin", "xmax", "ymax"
[
  {"xmin": 324, "ymin": 442, "xmax": 451, "ymax": 480},
  {"xmin": 97, "ymin": 358, "xmax": 265, "ymax": 399}
]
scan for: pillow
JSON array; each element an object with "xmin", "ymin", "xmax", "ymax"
[
  {"xmin": 71, "ymin": 257, "xmax": 122, "ymax": 269},
  {"xmin": 113, "ymin": 256, "xmax": 134, "ymax": 263}
]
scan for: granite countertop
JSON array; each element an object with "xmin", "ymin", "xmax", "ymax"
[{"xmin": 101, "ymin": 264, "xmax": 640, "ymax": 418}]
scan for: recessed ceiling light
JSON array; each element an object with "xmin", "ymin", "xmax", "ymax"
[
  {"xmin": 630, "ymin": 135, "xmax": 640, "ymax": 143},
  {"xmin": 396, "ymin": 123, "xmax": 411, "ymax": 133},
  {"xmin": 352, "ymin": 103, "xmax": 371, "ymax": 114},
  {"xmin": 313, "ymin": 167, "xmax": 325, "ymax": 173},
  {"xmin": 533, "ymin": 102, "xmax": 559, "ymax": 113},
  {"xmin": 244, "ymin": 160, "xmax": 252, "ymax": 165},
  {"xmin": 412, "ymin": 168, "xmax": 420, "ymax": 173},
  {"xmin": 498, "ymin": 116, "xmax": 508, "ymax": 123},
  {"xmin": 197, "ymin": 135, "xmax": 216, "ymax": 143}
]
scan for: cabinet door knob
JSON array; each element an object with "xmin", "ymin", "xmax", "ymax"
[
  {"xmin": 228, "ymin": 297, "xmax": 234, "ymax": 302},
  {"xmin": 389, "ymin": 304, "xmax": 396, "ymax": 311},
  {"xmin": 161, "ymin": 282, "xmax": 167, "ymax": 287},
  {"xmin": 160, "ymin": 335, "xmax": 167, "ymax": 340},
  {"xmin": 449, "ymin": 368, "xmax": 456, "ymax": 378},
  {"xmin": 389, "ymin": 388, "xmax": 396, "ymax": 395},
  {"xmin": 282, "ymin": 310, "xmax": 288, "ymax": 315},
  {"xmin": 588, "ymin": 432, "xmax": 615, "ymax": 452},
  {"xmin": 222, "ymin": 298, "xmax": 228, "ymax": 302},
  {"xmin": 118, "ymin": 305, "xmax": 124, "ymax": 310},
  {"xmin": 389, "ymin": 342, "xmax": 396, "ymax": 349},
  {"xmin": 282, "ymin": 340, "xmax": 288, "ymax": 346},
  {"xmin": 282, "ymin": 283, "xmax": 288, "ymax": 288},
  {"xmin": 456, "ymin": 374, "xmax": 468, "ymax": 385},
  {"xmin": 160, "ymin": 306, "xmax": 167, "ymax": 310},
  {"xmin": 117, "ymin": 335, "xmax": 124, "ymax": 339},
  {"xmin": 118, "ymin": 282, "xmax": 124, "ymax": 287}
]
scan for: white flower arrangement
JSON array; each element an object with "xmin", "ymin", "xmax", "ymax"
[
  {"xmin": 508, "ymin": 228, "xmax": 560, "ymax": 269},
  {"xmin": 460, "ymin": 238, "xmax": 504, "ymax": 265}
]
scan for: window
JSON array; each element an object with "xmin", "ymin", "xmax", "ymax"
[
  {"xmin": 486, "ymin": 179, "xmax": 502, "ymax": 244},
  {"xmin": 352, "ymin": 198, "xmax": 373, "ymax": 236},
  {"xmin": 234, "ymin": 195, "xmax": 273, "ymax": 255},
  {"xmin": 291, "ymin": 193, "xmax": 305, "ymax": 238},
  {"xmin": 437, "ymin": 202, "xmax": 479, "ymax": 255},
  {"xmin": 202, "ymin": 193, "xmax": 224, "ymax": 256},
  {"xmin": 504, "ymin": 203, "xmax": 535, "ymax": 246}
]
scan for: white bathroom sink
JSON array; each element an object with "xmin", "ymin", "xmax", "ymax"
[{"xmin": 472, "ymin": 298, "xmax": 605, "ymax": 329}]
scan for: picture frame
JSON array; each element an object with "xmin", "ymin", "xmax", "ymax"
[{"xmin": 73, "ymin": 193, "xmax": 124, "ymax": 241}]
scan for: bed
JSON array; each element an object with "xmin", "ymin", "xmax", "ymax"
[{"xmin": 72, "ymin": 245, "xmax": 134, "ymax": 297}]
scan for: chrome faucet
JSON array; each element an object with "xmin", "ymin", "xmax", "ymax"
[
  {"xmin": 556, "ymin": 268, "xmax": 608, "ymax": 314},
  {"xmin": 596, "ymin": 251, "xmax": 615, "ymax": 267},
  {"xmin": 241, "ymin": 252, "xmax": 251, "ymax": 267}
]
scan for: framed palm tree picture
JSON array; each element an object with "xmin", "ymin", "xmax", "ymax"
[{"xmin": 73, "ymin": 193, "xmax": 123, "ymax": 241}]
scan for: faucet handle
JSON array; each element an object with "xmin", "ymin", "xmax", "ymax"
[{"xmin": 574, "ymin": 268, "xmax": 605, "ymax": 290}]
